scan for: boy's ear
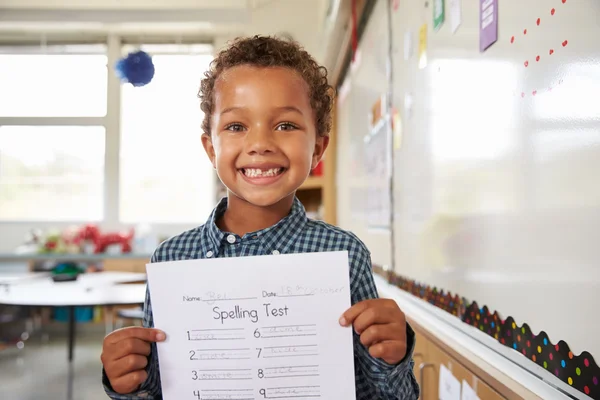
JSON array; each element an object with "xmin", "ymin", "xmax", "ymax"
[
  {"xmin": 201, "ymin": 134, "xmax": 217, "ymax": 169},
  {"xmin": 311, "ymin": 135, "xmax": 330, "ymax": 170}
]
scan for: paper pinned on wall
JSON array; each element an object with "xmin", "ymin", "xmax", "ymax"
[
  {"xmin": 404, "ymin": 93, "xmax": 414, "ymax": 120},
  {"xmin": 404, "ymin": 31, "xmax": 414, "ymax": 61},
  {"xmin": 449, "ymin": 0, "xmax": 462, "ymax": 33},
  {"xmin": 461, "ymin": 379, "xmax": 481, "ymax": 400},
  {"xmin": 350, "ymin": 47, "xmax": 362, "ymax": 74},
  {"xmin": 433, "ymin": 0, "xmax": 445, "ymax": 31},
  {"xmin": 439, "ymin": 364, "xmax": 461, "ymax": 400},
  {"xmin": 479, "ymin": 0, "xmax": 498, "ymax": 51},
  {"xmin": 145, "ymin": 251, "xmax": 356, "ymax": 400},
  {"xmin": 418, "ymin": 24, "xmax": 428, "ymax": 69},
  {"xmin": 364, "ymin": 113, "xmax": 392, "ymax": 230},
  {"xmin": 392, "ymin": 109, "xmax": 403, "ymax": 150},
  {"xmin": 337, "ymin": 74, "xmax": 352, "ymax": 108}
]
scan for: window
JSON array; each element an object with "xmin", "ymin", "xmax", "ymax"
[
  {"xmin": 0, "ymin": 126, "xmax": 105, "ymax": 221},
  {"xmin": 0, "ymin": 45, "xmax": 107, "ymax": 117},
  {"xmin": 0, "ymin": 45, "xmax": 107, "ymax": 222},
  {"xmin": 119, "ymin": 44, "xmax": 215, "ymax": 223},
  {"xmin": 0, "ymin": 42, "xmax": 216, "ymax": 225}
]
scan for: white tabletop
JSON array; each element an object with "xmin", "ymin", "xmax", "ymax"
[
  {"xmin": 0, "ymin": 272, "xmax": 51, "ymax": 285},
  {"xmin": 70, "ymin": 271, "xmax": 146, "ymax": 286},
  {"xmin": 0, "ymin": 271, "xmax": 145, "ymax": 286},
  {"xmin": 0, "ymin": 272, "xmax": 147, "ymax": 307}
]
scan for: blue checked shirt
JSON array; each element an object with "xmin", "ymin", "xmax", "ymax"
[{"xmin": 103, "ymin": 196, "xmax": 419, "ymax": 399}]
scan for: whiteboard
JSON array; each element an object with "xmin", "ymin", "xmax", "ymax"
[{"xmin": 336, "ymin": 0, "xmax": 600, "ymax": 379}]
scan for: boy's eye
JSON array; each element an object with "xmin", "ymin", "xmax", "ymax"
[
  {"xmin": 276, "ymin": 122, "xmax": 298, "ymax": 131},
  {"xmin": 225, "ymin": 123, "xmax": 245, "ymax": 132}
]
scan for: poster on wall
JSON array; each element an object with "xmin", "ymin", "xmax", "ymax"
[
  {"xmin": 449, "ymin": 0, "xmax": 462, "ymax": 33},
  {"xmin": 479, "ymin": 0, "xmax": 498, "ymax": 51},
  {"xmin": 364, "ymin": 95, "xmax": 392, "ymax": 231},
  {"xmin": 418, "ymin": 23, "xmax": 428, "ymax": 69},
  {"xmin": 392, "ymin": 108, "xmax": 403, "ymax": 150},
  {"xmin": 404, "ymin": 30, "xmax": 413, "ymax": 61},
  {"xmin": 433, "ymin": 0, "xmax": 445, "ymax": 31}
]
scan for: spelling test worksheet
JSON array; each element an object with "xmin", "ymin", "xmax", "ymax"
[{"xmin": 146, "ymin": 251, "xmax": 356, "ymax": 400}]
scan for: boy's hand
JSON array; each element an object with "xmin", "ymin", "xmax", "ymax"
[
  {"xmin": 101, "ymin": 326, "xmax": 166, "ymax": 394},
  {"xmin": 339, "ymin": 299, "xmax": 407, "ymax": 365}
]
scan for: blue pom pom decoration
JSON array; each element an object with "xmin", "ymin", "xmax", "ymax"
[{"xmin": 114, "ymin": 50, "xmax": 155, "ymax": 87}]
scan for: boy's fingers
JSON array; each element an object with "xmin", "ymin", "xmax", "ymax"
[
  {"xmin": 339, "ymin": 299, "xmax": 377, "ymax": 326},
  {"xmin": 352, "ymin": 307, "xmax": 397, "ymax": 334},
  {"xmin": 340, "ymin": 298, "xmax": 400, "ymax": 327},
  {"xmin": 109, "ymin": 369, "xmax": 148, "ymax": 395},
  {"xmin": 109, "ymin": 354, "xmax": 149, "ymax": 379},
  {"xmin": 107, "ymin": 327, "xmax": 166, "ymax": 345},
  {"xmin": 358, "ymin": 323, "xmax": 399, "ymax": 347},
  {"xmin": 112, "ymin": 338, "xmax": 152, "ymax": 360},
  {"xmin": 368, "ymin": 340, "xmax": 407, "ymax": 364}
]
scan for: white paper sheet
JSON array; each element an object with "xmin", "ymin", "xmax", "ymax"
[
  {"xmin": 449, "ymin": 0, "xmax": 462, "ymax": 33},
  {"xmin": 439, "ymin": 364, "xmax": 461, "ymax": 400},
  {"xmin": 146, "ymin": 251, "xmax": 356, "ymax": 400},
  {"xmin": 461, "ymin": 379, "xmax": 481, "ymax": 400},
  {"xmin": 404, "ymin": 30, "xmax": 414, "ymax": 61}
]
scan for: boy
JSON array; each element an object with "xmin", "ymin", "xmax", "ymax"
[{"xmin": 101, "ymin": 35, "xmax": 419, "ymax": 399}]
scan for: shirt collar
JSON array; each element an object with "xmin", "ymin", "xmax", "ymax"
[{"xmin": 205, "ymin": 196, "xmax": 308, "ymax": 254}]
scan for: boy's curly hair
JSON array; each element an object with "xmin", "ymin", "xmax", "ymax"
[{"xmin": 198, "ymin": 35, "xmax": 335, "ymax": 137}]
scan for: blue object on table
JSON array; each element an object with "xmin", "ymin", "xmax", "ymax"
[{"xmin": 51, "ymin": 262, "xmax": 82, "ymax": 282}]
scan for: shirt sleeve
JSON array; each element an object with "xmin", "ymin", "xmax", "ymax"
[
  {"xmin": 351, "ymin": 247, "xmax": 420, "ymax": 400},
  {"xmin": 102, "ymin": 261, "xmax": 163, "ymax": 399}
]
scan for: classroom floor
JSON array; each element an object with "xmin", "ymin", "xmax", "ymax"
[{"xmin": 0, "ymin": 327, "xmax": 109, "ymax": 400}]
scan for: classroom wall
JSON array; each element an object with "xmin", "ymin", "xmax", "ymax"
[
  {"xmin": 213, "ymin": 0, "xmax": 327, "ymax": 60},
  {"xmin": 337, "ymin": 0, "xmax": 600, "ymax": 362}
]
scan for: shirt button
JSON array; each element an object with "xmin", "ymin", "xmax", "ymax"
[
  {"xmin": 226, "ymin": 235, "xmax": 236, "ymax": 244},
  {"xmin": 272, "ymin": 250, "xmax": 280, "ymax": 255},
  {"xmin": 206, "ymin": 251, "xmax": 213, "ymax": 258}
]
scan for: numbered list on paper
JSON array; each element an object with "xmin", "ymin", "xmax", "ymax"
[{"xmin": 146, "ymin": 251, "xmax": 356, "ymax": 400}]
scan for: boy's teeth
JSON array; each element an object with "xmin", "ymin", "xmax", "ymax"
[{"xmin": 244, "ymin": 168, "xmax": 282, "ymax": 178}]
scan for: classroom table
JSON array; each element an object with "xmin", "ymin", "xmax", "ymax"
[
  {"xmin": 0, "ymin": 271, "xmax": 147, "ymax": 400},
  {"xmin": 0, "ymin": 271, "xmax": 51, "ymax": 286}
]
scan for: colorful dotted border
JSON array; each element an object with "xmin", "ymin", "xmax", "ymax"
[{"xmin": 374, "ymin": 267, "xmax": 599, "ymax": 399}]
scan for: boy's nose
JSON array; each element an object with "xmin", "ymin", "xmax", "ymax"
[{"xmin": 245, "ymin": 126, "xmax": 276, "ymax": 155}]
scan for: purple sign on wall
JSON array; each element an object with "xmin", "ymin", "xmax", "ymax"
[{"xmin": 480, "ymin": 0, "xmax": 498, "ymax": 51}]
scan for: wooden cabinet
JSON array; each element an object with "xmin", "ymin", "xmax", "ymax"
[
  {"xmin": 295, "ymin": 103, "xmax": 338, "ymax": 225},
  {"xmin": 412, "ymin": 325, "xmax": 506, "ymax": 400},
  {"xmin": 103, "ymin": 258, "xmax": 149, "ymax": 273}
]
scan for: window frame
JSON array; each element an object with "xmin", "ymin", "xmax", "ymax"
[{"xmin": 0, "ymin": 35, "xmax": 215, "ymax": 225}]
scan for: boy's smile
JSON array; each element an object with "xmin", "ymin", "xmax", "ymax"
[
  {"xmin": 202, "ymin": 65, "xmax": 328, "ymax": 210},
  {"xmin": 239, "ymin": 163, "xmax": 285, "ymax": 185}
]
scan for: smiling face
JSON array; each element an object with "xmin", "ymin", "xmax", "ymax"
[{"xmin": 201, "ymin": 65, "xmax": 328, "ymax": 208}]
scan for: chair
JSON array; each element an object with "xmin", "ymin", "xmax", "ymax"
[{"xmin": 115, "ymin": 307, "xmax": 144, "ymax": 328}]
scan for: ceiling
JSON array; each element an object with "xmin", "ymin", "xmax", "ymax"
[{"xmin": 0, "ymin": 0, "xmax": 353, "ymax": 73}]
